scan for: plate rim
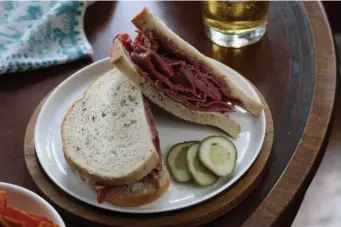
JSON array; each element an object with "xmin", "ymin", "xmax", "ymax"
[{"xmin": 34, "ymin": 57, "xmax": 266, "ymax": 214}]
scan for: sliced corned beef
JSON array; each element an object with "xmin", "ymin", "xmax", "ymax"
[{"xmin": 116, "ymin": 30, "xmax": 242, "ymax": 114}]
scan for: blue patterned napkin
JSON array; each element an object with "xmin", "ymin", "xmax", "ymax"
[{"xmin": 0, "ymin": 1, "xmax": 94, "ymax": 75}]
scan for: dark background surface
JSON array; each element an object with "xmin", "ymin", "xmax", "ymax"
[
  {"xmin": 287, "ymin": 1, "xmax": 341, "ymax": 227},
  {"xmin": 323, "ymin": 1, "xmax": 341, "ymax": 33},
  {"xmin": 285, "ymin": 2, "xmax": 341, "ymax": 227},
  {"xmin": 0, "ymin": 1, "xmax": 338, "ymax": 227}
]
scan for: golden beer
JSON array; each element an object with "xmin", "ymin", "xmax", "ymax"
[{"xmin": 202, "ymin": 1, "xmax": 269, "ymax": 48}]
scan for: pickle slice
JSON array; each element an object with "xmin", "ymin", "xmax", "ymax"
[
  {"xmin": 199, "ymin": 136, "xmax": 237, "ymax": 177},
  {"xmin": 167, "ymin": 141, "xmax": 197, "ymax": 182},
  {"xmin": 186, "ymin": 143, "xmax": 218, "ymax": 186}
]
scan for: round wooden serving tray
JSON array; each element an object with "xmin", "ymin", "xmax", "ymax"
[{"xmin": 24, "ymin": 89, "xmax": 273, "ymax": 227}]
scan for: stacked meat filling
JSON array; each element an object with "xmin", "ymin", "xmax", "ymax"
[{"xmin": 117, "ymin": 31, "xmax": 242, "ymax": 114}]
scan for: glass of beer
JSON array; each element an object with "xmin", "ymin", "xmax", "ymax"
[{"xmin": 202, "ymin": 1, "xmax": 270, "ymax": 48}]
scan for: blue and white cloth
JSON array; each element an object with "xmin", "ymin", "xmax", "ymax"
[{"xmin": 0, "ymin": 1, "xmax": 94, "ymax": 75}]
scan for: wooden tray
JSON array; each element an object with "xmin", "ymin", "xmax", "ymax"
[{"xmin": 24, "ymin": 90, "xmax": 273, "ymax": 227}]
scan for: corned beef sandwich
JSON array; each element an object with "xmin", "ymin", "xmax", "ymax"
[
  {"xmin": 110, "ymin": 8, "xmax": 264, "ymax": 138},
  {"xmin": 61, "ymin": 68, "xmax": 169, "ymax": 207}
]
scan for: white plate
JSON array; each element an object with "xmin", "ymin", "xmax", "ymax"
[
  {"xmin": 0, "ymin": 182, "xmax": 66, "ymax": 227},
  {"xmin": 34, "ymin": 57, "xmax": 265, "ymax": 214}
]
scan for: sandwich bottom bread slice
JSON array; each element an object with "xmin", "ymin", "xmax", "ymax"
[
  {"xmin": 61, "ymin": 68, "xmax": 169, "ymax": 207},
  {"xmin": 93, "ymin": 165, "xmax": 169, "ymax": 207}
]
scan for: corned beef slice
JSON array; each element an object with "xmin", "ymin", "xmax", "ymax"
[
  {"xmin": 143, "ymin": 97, "xmax": 161, "ymax": 159},
  {"xmin": 117, "ymin": 31, "xmax": 242, "ymax": 113}
]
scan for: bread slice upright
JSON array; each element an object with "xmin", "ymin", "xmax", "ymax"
[
  {"xmin": 131, "ymin": 8, "xmax": 264, "ymax": 117},
  {"xmin": 110, "ymin": 40, "xmax": 241, "ymax": 138},
  {"xmin": 61, "ymin": 68, "xmax": 159, "ymax": 186}
]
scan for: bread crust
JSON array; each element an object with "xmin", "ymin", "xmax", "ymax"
[
  {"xmin": 110, "ymin": 40, "xmax": 241, "ymax": 138},
  {"xmin": 131, "ymin": 8, "xmax": 264, "ymax": 117},
  {"xmin": 73, "ymin": 164, "xmax": 170, "ymax": 207},
  {"xmin": 104, "ymin": 171, "xmax": 170, "ymax": 207},
  {"xmin": 61, "ymin": 69, "xmax": 160, "ymax": 186}
]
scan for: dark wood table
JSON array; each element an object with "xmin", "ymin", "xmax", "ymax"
[{"xmin": 0, "ymin": 1, "xmax": 337, "ymax": 227}]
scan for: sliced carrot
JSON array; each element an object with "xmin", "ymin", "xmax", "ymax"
[
  {"xmin": 0, "ymin": 191, "xmax": 58, "ymax": 227},
  {"xmin": 1, "ymin": 206, "xmax": 41, "ymax": 227},
  {"xmin": 0, "ymin": 215, "xmax": 25, "ymax": 227},
  {"xmin": 38, "ymin": 221, "xmax": 59, "ymax": 227},
  {"xmin": 0, "ymin": 191, "xmax": 7, "ymax": 212},
  {"xmin": 28, "ymin": 214, "xmax": 51, "ymax": 223},
  {"xmin": 31, "ymin": 214, "xmax": 59, "ymax": 227}
]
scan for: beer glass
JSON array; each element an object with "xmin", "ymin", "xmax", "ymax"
[{"xmin": 202, "ymin": 1, "xmax": 269, "ymax": 48}]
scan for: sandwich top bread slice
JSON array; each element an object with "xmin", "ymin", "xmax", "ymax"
[
  {"xmin": 110, "ymin": 8, "xmax": 264, "ymax": 138},
  {"xmin": 62, "ymin": 68, "xmax": 161, "ymax": 187}
]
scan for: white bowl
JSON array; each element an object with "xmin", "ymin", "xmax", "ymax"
[{"xmin": 0, "ymin": 182, "xmax": 65, "ymax": 227}]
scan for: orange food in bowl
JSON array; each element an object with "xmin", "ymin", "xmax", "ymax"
[
  {"xmin": 0, "ymin": 215, "xmax": 25, "ymax": 227},
  {"xmin": 0, "ymin": 191, "xmax": 7, "ymax": 211},
  {"xmin": 0, "ymin": 191, "xmax": 58, "ymax": 227}
]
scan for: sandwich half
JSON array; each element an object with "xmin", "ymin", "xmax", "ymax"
[
  {"xmin": 110, "ymin": 8, "xmax": 264, "ymax": 138},
  {"xmin": 61, "ymin": 68, "xmax": 169, "ymax": 206}
]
